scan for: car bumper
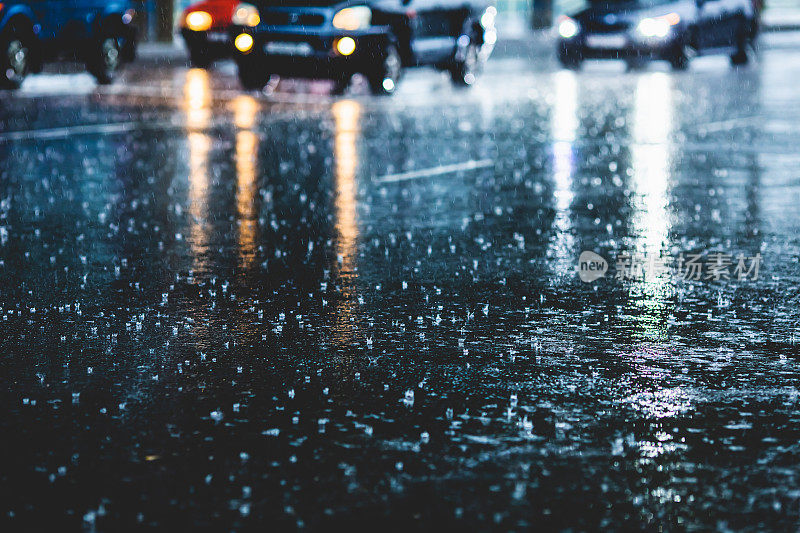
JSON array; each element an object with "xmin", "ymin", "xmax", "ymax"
[
  {"xmin": 181, "ymin": 28, "xmax": 233, "ymax": 56},
  {"xmin": 560, "ymin": 34, "xmax": 679, "ymax": 60},
  {"xmin": 233, "ymin": 26, "xmax": 390, "ymax": 78}
]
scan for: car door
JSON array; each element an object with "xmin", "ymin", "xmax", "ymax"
[
  {"xmin": 695, "ymin": 0, "xmax": 727, "ymax": 49},
  {"xmin": 407, "ymin": 0, "xmax": 457, "ymax": 64},
  {"xmin": 714, "ymin": 0, "xmax": 742, "ymax": 47},
  {"xmin": 723, "ymin": 0, "xmax": 752, "ymax": 46},
  {"xmin": 371, "ymin": 0, "xmax": 414, "ymax": 60}
]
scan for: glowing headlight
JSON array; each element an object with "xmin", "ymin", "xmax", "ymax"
[
  {"xmin": 332, "ymin": 6, "xmax": 371, "ymax": 31},
  {"xmin": 186, "ymin": 11, "xmax": 213, "ymax": 32},
  {"xmin": 480, "ymin": 6, "xmax": 497, "ymax": 29},
  {"xmin": 336, "ymin": 36, "xmax": 356, "ymax": 56},
  {"xmin": 636, "ymin": 13, "xmax": 679, "ymax": 38},
  {"xmin": 234, "ymin": 33, "xmax": 254, "ymax": 52},
  {"xmin": 558, "ymin": 16, "xmax": 579, "ymax": 39},
  {"xmin": 232, "ymin": 3, "xmax": 261, "ymax": 27}
]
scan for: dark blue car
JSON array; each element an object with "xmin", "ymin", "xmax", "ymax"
[
  {"xmin": 556, "ymin": 0, "xmax": 757, "ymax": 70},
  {"xmin": 229, "ymin": 0, "xmax": 497, "ymax": 95},
  {"xmin": 0, "ymin": 0, "xmax": 138, "ymax": 90}
]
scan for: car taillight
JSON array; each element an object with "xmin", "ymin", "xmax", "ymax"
[{"xmin": 186, "ymin": 11, "xmax": 213, "ymax": 32}]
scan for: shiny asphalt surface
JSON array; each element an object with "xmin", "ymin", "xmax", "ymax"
[{"xmin": 2, "ymin": 35, "xmax": 800, "ymax": 529}]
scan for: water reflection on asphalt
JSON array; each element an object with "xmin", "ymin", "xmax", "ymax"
[{"xmin": 1, "ymin": 49, "xmax": 800, "ymax": 529}]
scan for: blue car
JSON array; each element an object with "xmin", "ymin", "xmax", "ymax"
[
  {"xmin": 229, "ymin": 0, "xmax": 497, "ymax": 95},
  {"xmin": 0, "ymin": 0, "xmax": 138, "ymax": 90},
  {"xmin": 556, "ymin": 0, "xmax": 757, "ymax": 70}
]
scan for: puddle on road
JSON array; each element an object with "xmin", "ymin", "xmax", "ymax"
[{"xmin": 1, "ymin": 58, "xmax": 799, "ymax": 529}]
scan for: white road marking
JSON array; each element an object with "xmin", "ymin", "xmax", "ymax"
[
  {"xmin": 0, "ymin": 122, "xmax": 139, "ymax": 141},
  {"xmin": 374, "ymin": 159, "xmax": 494, "ymax": 184},
  {"xmin": 0, "ymin": 119, "xmax": 184, "ymax": 142},
  {"xmin": 696, "ymin": 116, "xmax": 760, "ymax": 133}
]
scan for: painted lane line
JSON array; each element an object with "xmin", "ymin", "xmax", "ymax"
[
  {"xmin": 0, "ymin": 122, "xmax": 142, "ymax": 141},
  {"xmin": 696, "ymin": 116, "xmax": 760, "ymax": 133},
  {"xmin": 374, "ymin": 159, "xmax": 494, "ymax": 184},
  {"xmin": 0, "ymin": 117, "xmax": 227, "ymax": 142}
]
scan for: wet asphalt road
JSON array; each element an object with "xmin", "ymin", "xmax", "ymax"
[{"xmin": 2, "ymin": 37, "xmax": 800, "ymax": 531}]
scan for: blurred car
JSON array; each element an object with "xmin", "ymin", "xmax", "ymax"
[
  {"xmin": 229, "ymin": 0, "xmax": 497, "ymax": 95},
  {"xmin": 0, "ymin": 0, "xmax": 137, "ymax": 89},
  {"xmin": 556, "ymin": 0, "xmax": 757, "ymax": 70},
  {"xmin": 180, "ymin": 0, "xmax": 239, "ymax": 67}
]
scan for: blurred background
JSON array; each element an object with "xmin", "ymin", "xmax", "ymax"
[{"xmin": 129, "ymin": 0, "xmax": 800, "ymax": 43}]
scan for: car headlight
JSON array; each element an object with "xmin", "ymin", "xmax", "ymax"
[
  {"xmin": 185, "ymin": 11, "xmax": 213, "ymax": 32},
  {"xmin": 480, "ymin": 6, "xmax": 497, "ymax": 30},
  {"xmin": 232, "ymin": 3, "xmax": 261, "ymax": 27},
  {"xmin": 636, "ymin": 13, "xmax": 680, "ymax": 38},
  {"xmin": 332, "ymin": 6, "xmax": 371, "ymax": 31},
  {"xmin": 235, "ymin": 33, "xmax": 254, "ymax": 52},
  {"xmin": 557, "ymin": 16, "xmax": 579, "ymax": 39}
]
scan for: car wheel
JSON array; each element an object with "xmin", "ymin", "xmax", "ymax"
[
  {"xmin": 189, "ymin": 46, "xmax": 211, "ymax": 69},
  {"xmin": 331, "ymin": 74, "xmax": 351, "ymax": 96},
  {"xmin": 0, "ymin": 28, "xmax": 32, "ymax": 90},
  {"xmin": 669, "ymin": 43, "xmax": 695, "ymax": 71},
  {"xmin": 237, "ymin": 56, "xmax": 272, "ymax": 91},
  {"xmin": 450, "ymin": 38, "xmax": 480, "ymax": 87},
  {"xmin": 367, "ymin": 42, "xmax": 402, "ymax": 96},
  {"xmin": 87, "ymin": 32, "xmax": 123, "ymax": 85},
  {"xmin": 730, "ymin": 23, "xmax": 750, "ymax": 66},
  {"xmin": 730, "ymin": 48, "xmax": 748, "ymax": 66},
  {"xmin": 557, "ymin": 49, "xmax": 582, "ymax": 70},
  {"xmin": 626, "ymin": 57, "xmax": 648, "ymax": 71}
]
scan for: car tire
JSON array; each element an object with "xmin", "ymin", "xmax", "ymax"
[
  {"xmin": 331, "ymin": 74, "xmax": 351, "ymax": 96},
  {"xmin": 557, "ymin": 49, "xmax": 582, "ymax": 70},
  {"xmin": 626, "ymin": 57, "xmax": 648, "ymax": 71},
  {"xmin": 87, "ymin": 30, "xmax": 124, "ymax": 85},
  {"xmin": 730, "ymin": 22, "xmax": 750, "ymax": 66},
  {"xmin": 730, "ymin": 48, "xmax": 748, "ymax": 66},
  {"xmin": 669, "ymin": 43, "xmax": 695, "ymax": 71},
  {"xmin": 189, "ymin": 46, "xmax": 211, "ymax": 69},
  {"xmin": 367, "ymin": 42, "xmax": 402, "ymax": 96},
  {"xmin": 450, "ymin": 38, "xmax": 480, "ymax": 87},
  {"xmin": 237, "ymin": 56, "xmax": 272, "ymax": 91},
  {"xmin": 0, "ymin": 26, "xmax": 33, "ymax": 90}
]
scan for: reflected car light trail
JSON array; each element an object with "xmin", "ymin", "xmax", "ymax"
[
  {"xmin": 548, "ymin": 70, "xmax": 578, "ymax": 276},
  {"xmin": 185, "ymin": 69, "xmax": 213, "ymax": 272},
  {"xmin": 233, "ymin": 95, "xmax": 260, "ymax": 270},
  {"xmin": 632, "ymin": 72, "xmax": 673, "ymax": 286},
  {"xmin": 331, "ymin": 99, "xmax": 362, "ymax": 346}
]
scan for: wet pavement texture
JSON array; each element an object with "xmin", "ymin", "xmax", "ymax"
[{"xmin": 1, "ymin": 45, "xmax": 800, "ymax": 531}]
